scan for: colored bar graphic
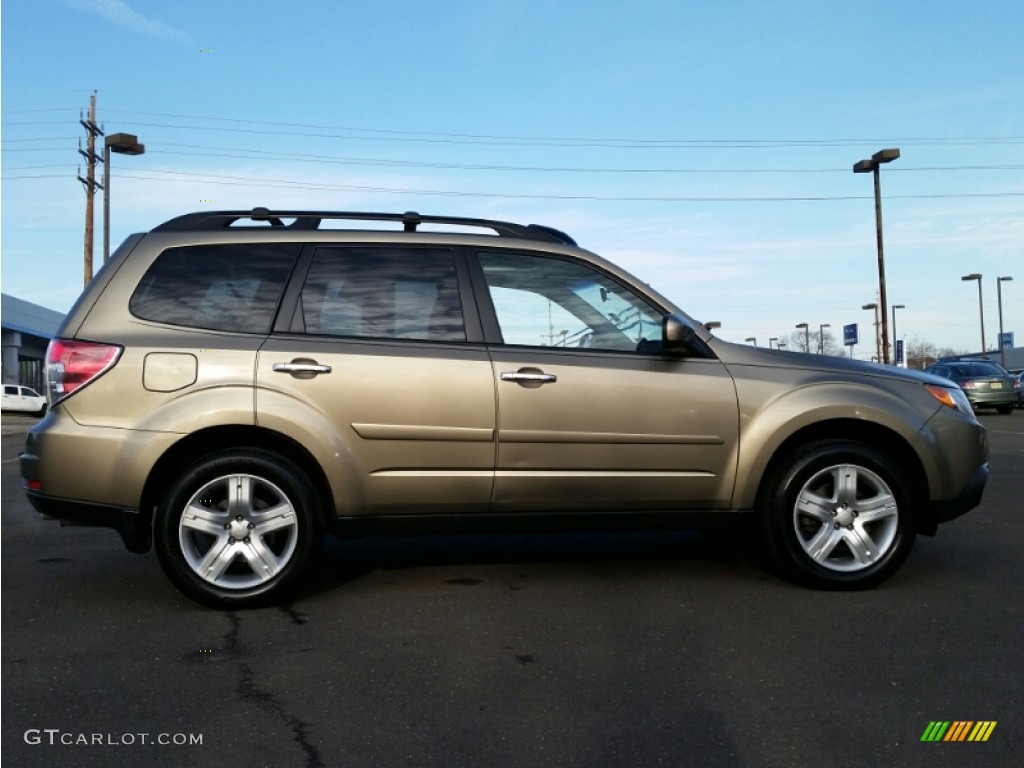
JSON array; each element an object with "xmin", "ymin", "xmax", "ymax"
[
  {"xmin": 968, "ymin": 722, "xmax": 997, "ymax": 742},
  {"xmin": 921, "ymin": 721, "xmax": 950, "ymax": 742},
  {"xmin": 945, "ymin": 721, "xmax": 973, "ymax": 741},
  {"xmin": 921, "ymin": 720, "xmax": 996, "ymax": 742}
]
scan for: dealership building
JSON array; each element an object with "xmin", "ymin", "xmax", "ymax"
[{"xmin": 1, "ymin": 294, "xmax": 65, "ymax": 393}]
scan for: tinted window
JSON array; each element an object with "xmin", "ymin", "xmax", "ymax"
[
  {"xmin": 479, "ymin": 251, "xmax": 662, "ymax": 352},
  {"xmin": 130, "ymin": 244, "xmax": 299, "ymax": 333},
  {"xmin": 299, "ymin": 247, "xmax": 464, "ymax": 342},
  {"xmin": 951, "ymin": 363, "xmax": 1006, "ymax": 377},
  {"xmin": 4, "ymin": 386, "xmax": 17, "ymax": 395},
  {"xmin": 21, "ymin": 388, "xmax": 40, "ymax": 397}
]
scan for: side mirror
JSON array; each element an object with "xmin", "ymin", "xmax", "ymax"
[{"xmin": 663, "ymin": 313, "xmax": 697, "ymax": 355}]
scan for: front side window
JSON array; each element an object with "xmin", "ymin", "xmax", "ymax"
[
  {"xmin": 479, "ymin": 251, "xmax": 663, "ymax": 352},
  {"xmin": 299, "ymin": 247, "xmax": 465, "ymax": 342},
  {"xmin": 130, "ymin": 244, "xmax": 299, "ymax": 333}
]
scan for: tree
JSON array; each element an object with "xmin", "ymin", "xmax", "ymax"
[
  {"xmin": 783, "ymin": 328, "xmax": 844, "ymax": 356},
  {"xmin": 903, "ymin": 335, "xmax": 969, "ymax": 369}
]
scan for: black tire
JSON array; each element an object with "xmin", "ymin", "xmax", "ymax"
[
  {"xmin": 996, "ymin": 405, "xmax": 1013, "ymax": 415},
  {"xmin": 759, "ymin": 440, "xmax": 916, "ymax": 590},
  {"xmin": 36, "ymin": 404, "xmax": 47, "ymax": 417},
  {"xmin": 154, "ymin": 450, "xmax": 323, "ymax": 608}
]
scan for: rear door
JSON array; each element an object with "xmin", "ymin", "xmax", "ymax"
[
  {"xmin": 473, "ymin": 249, "xmax": 739, "ymax": 511},
  {"xmin": 256, "ymin": 244, "xmax": 496, "ymax": 517}
]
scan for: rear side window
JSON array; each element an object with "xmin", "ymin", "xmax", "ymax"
[
  {"xmin": 130, "ymin": 244, "xmax": 299, "ymax": 333},
  {"xmin": 298, "ymin": 247, "xmax": 465, "ymax": 342}
]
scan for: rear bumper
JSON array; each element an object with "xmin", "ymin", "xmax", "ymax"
[
  {"xmin": 967, "ymin": 391, "xmax": 1017, "ymax": 408},
  {"xmin": 21, "ymin": 456, "xmax": 152, "ymax": 553}
]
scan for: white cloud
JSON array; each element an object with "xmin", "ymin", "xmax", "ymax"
[{"xmin": 66, "ymin": 0, "xmax": 193, "ymax": 45}]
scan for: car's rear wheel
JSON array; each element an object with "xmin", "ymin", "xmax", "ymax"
[
  {"xmin": 760, "ymin": 441, "xmax": 915, "ymax": 589},
  {"xmin": 996, "ymin": 405, "xmax": 1013, "ymax": 415},
  {"xmin": 154, "ymin": 450, "xmax": 322, "ymax": 608}
]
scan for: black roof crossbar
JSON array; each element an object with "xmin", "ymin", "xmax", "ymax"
[{"xmin": 152, "ymin": 208, "xmax": 577, "ymax": 245}]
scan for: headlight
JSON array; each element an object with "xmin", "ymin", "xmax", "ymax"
[{"xmin": 924, "ymin": 384, "xmax": 974, "ymax": 416}]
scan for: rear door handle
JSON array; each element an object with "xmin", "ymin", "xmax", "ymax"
[{"xmin": 273, "ymin": 362, "xmax": 332, "ymax": 374}]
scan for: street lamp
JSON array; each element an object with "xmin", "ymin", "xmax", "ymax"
[
  {"xmin": 769, "ymin": 337, "xmax": 778, "ymax": 349},
  {"xmin": 103, "ymin": 132, "xmax": 145, "ymax": 263},
  {"xmin": 854, "ymin": 148, "xmax": 900, "ymax": 364},
  {"xmin": 891, "ymin": 304, "xmax": 905, "ymax": 366},
  {"xmin": 745, "ymin": 337, "xmax": 757, "ymax": 346},
  {"xmin": 997, "ymin": 276, "xmax": 1013, "ymax": 367},
  {"xmin": 777, "ymin": 340, "xmax": 788, "ymax": 350},
  {"xmin": 704, "ymin": 321, "xmax": 722, "ymax": 331},
  {"xmin": 961, "ymin": 274, "xmax": 985, "ymax": 354},
  {"xmin": 818, "ymin": 323, "xmax": 831, "ymax": 354},
  {"xmin": 862, "ymin": 303, "xmax": 879, "ymax": 362},
  {"xmin": 795, "ymin": 323, "xmax": 810, "ymax": 353}
]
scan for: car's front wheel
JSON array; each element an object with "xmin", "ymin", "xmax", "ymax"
[
  {"xmin": 154, "ymin": 450, "xmax": 323, "ymax": 608},
  {"xmin": 760, "ymin": 441, "xmax": 916, "ymax": 589}
]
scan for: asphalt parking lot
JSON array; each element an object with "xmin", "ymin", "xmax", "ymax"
[{"xmin": 2, "ymin": 412, "xmax": 1022, "ymax": 768}]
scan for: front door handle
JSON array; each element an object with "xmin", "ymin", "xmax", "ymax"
[
  {"xmin": 273, "ymin": 361, "xmax": 332, "ymax": 375},
  {"xmin": 500, "ymin": 370, "xmax": 557, "ymax": 384}
]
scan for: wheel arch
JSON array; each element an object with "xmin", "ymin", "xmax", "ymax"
[
  {"xmin": 139, "ymin": 425, "xmax": 336, "ymax": 540},
  {"xmin": 749, "ymin": 419, "xmax": 932, "ymax": 534}
]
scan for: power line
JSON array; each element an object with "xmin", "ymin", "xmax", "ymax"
[
  {"xmin": 141, "ymin": 146, "xmax": 1024, "ymax": 175},
  {"xmin": 44, "ymin": 168, "xmax": 1017, "ymax": 203},
  {"xmin": 11, "ymin": 112, "xmax": 1020, "ymax": 150},
  {"xmin": 97, "ymin": 107, "xmax": 1024, "ymax": 147}
]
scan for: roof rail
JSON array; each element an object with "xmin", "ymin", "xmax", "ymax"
[{"xmin": 151, "ymin": 208, "xmax": 577, "ymax": 245}]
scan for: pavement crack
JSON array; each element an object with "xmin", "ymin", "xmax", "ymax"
[{"xmin": 225, "ymin": 612, "xmax": 324, "ymax": 768}]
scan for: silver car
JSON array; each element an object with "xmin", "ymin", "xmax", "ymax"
[{"xmin": 21, "ymin": 209, "xmax": 989, "ymax": 607}]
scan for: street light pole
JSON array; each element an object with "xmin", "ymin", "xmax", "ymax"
[
  {"xmin": 769, "ymin": 337, "xmax": 778, "ymax": 350},
  {"xmin": 997, "ymin": 276, "xmax": 1013, "ymax": 367},
  {"xmin": 818, "ymin": 323, "xmax": 830, "ymax": 354},
  {"xmin": 854, "ymin": 148, "xmax": 900, "ymax": 365},
  {"xmin": 103, "ymin": 133, "xmax": 145, "ymax": 263},
  {"xmin": 796, "ymin": 323, "xmax": 810, "ymax": 353},
  {"xmin": 891, "ymin": 304, "xmax": 905, "ymax": 366},
  {"xmin": 862, "ymin": 303, "xmax": 879, "ymax": 362},
  {"xmin": 961, "ymin": 274, "xmax": 985, "ymax": 354},
  {"xmin": 745, "ymin": 337, "xmax": 757, "ymax": 346}
]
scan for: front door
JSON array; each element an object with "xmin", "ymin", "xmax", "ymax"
[{"xmin": 475, "ymin": 249, "xmax": 739, "ymax": 511}]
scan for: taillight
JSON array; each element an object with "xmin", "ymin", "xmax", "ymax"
[
  {"xmin": 46, "ymin": 339, "xmax": 122, "ymax": 404},
  {"xmin": 960, "ymin": 380, "xmax": 976, "ymax": 390}
]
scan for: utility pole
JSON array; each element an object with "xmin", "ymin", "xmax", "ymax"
[{"xmin": 77, "ymin": 92, "xmax": 104, "ymax": 286}]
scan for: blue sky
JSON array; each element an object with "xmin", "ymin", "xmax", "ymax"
[{"xmin": 2, "ymin": 0, "xmax": 1022, "ymax": 358}]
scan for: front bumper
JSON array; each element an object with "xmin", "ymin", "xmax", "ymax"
[{"xmin": 929, "ymin": 461, "xmax": 989, "ymax": 527}]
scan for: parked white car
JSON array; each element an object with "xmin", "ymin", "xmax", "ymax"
[{"xmin": 2, "ymin": 385, "xmax": 47, "ymax": 416}]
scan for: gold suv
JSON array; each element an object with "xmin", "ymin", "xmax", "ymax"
[{"xmin": 20, "ymin": 209, "xmax": 989, "ymax": 607}]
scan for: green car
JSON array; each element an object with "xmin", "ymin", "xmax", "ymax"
[{"xmin": 924, "ymin": 360, "xmax": 1018, "ymax": 415}]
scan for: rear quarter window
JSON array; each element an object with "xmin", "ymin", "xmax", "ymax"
[{"xmin": 130, "ymin": 244, "xmax": 300, "ymax": 333}]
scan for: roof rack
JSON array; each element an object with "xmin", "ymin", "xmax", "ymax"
[{"xmin": 152, "ymin": 208, "xmax": 577, "ymax": 245}]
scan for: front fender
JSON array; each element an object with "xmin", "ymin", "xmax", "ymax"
[{"xmin": 730, "ymin": 375, "xmax": 935, "ymax": 509}]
